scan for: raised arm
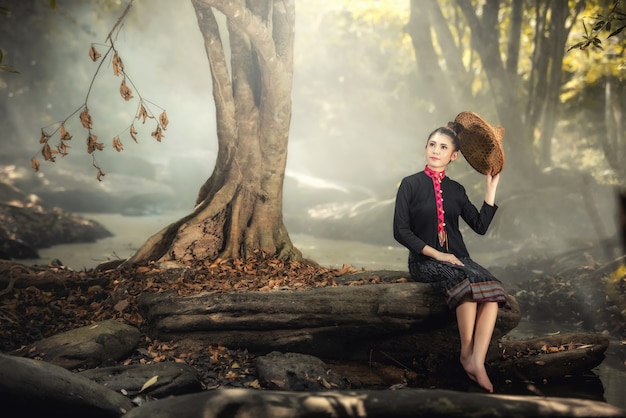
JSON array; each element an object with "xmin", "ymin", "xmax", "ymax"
[{"xmin": 484, "ymin": 171, "xmax": 500, "ymax": 206}]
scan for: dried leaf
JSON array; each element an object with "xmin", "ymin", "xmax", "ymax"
[
  {"xmin": 224, "ymin": 370, "xmax": 238, "ymax": 380},
  {"xmin": 41, "ymin": 143, "xmax": 55, "ymax": 161},
  {"xmin": 39, "ymin": 129, "xmax": 51, "ymax": 144},
  {"xmin": 140, "ymin": 375, "xmax": 159, "ymax": 392},
  {"xmin": 80, "ymin": 108, "xmax": 93, "ymax": 129},
  {"xmin": 151, "ymin": 125, "xmax": 164, "ymax": 142},
  {"xmin": 57, "ymin": 142, "xmax": 71, "ymax": 156},
  {"xmin": 87, "ymin": 133, "xmax": 104, "ymax": 154},
  {"xmin": 130, "ymin": 125, "xmax": 138, "ymax": 143},
  {"xmin": 112, "ymin": 52, "xmax": 124, "ymax": 76},
  {"xmin": 120, "ymin": 79, "xmax": 133, "ymax": 101},
  {"xmin": 159, "ymin": 111, "xmax": 169, "ymax": 130},
  {"xmin": 136, "ymin": 104, "xmax": 150, "ymax": 124},
  {"xmin": 31, "ymin": 158, "xmax": 40, "ymax": 171},
  {"xmin": 112, "ymin": 136, "xmax": 124, "ymax": 152},
  {"xmin": 60, "ymin": 124, "xmax": 72, "ymax": 141},
  {"xmin": 88, "ymin": 45, "xmax": 101, "ymax": 62},
  {"xmin": 96, "ymin": 167, "xmax": 105, "ymax": 181}
]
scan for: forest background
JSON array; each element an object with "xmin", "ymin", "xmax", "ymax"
[{"xmin": 0, "ymin": 0, "xmax": 624, "ymax": 270}]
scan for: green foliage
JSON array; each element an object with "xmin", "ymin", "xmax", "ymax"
[{"xmin": 568, "ymin": 0, "xmax": 625, "ymax": 52}]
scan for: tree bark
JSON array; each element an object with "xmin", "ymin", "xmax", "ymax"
[
  {"xmin": 119, "ymin": 385, "xmax": 626, "ymax": 418},
  {"xmin": 138, "ymin": 282, "xmax": 521, "ymax": 364},
  {"xmin": 137, "ymin": 280, "xmax": 611, "ymax": 381},
  {"xmin": 124, "ymin": 0, "xmax": 299, "ymax": 267}
]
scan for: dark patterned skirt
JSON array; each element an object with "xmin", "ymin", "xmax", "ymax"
[{"xmin": 409, "ymin": 252, "xmax": 510, "ymax": 310}]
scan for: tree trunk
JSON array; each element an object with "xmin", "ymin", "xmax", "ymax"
[
  {"xmin": 537, "ymin": 1, "xmax": 577, "ymax": 167},
  {"xmin": 406, "ymin": 1, "xmax": 470, "ymax": 116},
  {"xmin": 455, "ymin": 0, "xmax": 535, "ymax": 177},
  {"xmin": 603, "ymin": 76, "xmax": 625, "ymax": 179},
  {"xmin": 124, "ymin": 0, "xmax": 300, "ymax": 266}
]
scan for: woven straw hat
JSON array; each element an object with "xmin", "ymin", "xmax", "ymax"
[{"xmin": 454, "ymin": 111, "xmax": 505, "ymax": 175}]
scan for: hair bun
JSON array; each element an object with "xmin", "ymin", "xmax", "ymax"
[{"xmin": 446, "ymin": 121, "xmax": 464, "ymax": 135}]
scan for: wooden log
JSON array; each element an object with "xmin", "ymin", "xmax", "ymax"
[
  {"xmin": 138, "ymin": 282, "xmax": 609, "ymax": 381},
  {"xmin": 493, "ymin": 333, "xmax": 610, "ymax": 380},
  {"xmin": 121, "ymin": 387, "xmax": 626, "ymax": 418},
  {"xmin": 138, "ymin": 282, "xmax": 520, "ymax": 360}
]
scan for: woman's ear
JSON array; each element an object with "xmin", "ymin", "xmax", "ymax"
[{"xmin": 450, "ymin": 150, "xmax": 459, "ymax": 162}]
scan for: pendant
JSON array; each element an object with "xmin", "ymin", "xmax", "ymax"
[{"xmin": 438, "ymin": 230, "xmax": 447, "ymax": 248}]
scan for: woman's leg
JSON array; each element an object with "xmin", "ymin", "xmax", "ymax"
[
  {"xmin": 472, "ymin": 301, "xmax": 498, "ymax": 391},
  {"xmin": 455, "ymin": 299, "xmax": 498, "ymax": 392},
  {"xmin": 455, "ymin": 299, "xmax": 478, "ymax": 382},
  {"xmin": 474, "ymin": 302, "xmax": 498, "ymax": 360}
]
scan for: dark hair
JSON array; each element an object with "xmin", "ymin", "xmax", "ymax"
[{"xmin": 427, "ymin": 121, "xmax": 462, "ymax": 151}]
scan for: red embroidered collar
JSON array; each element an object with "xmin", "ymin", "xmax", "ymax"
[{"xmin": 424, "ymin": 165, "xmax": 447, "ymax": 250}]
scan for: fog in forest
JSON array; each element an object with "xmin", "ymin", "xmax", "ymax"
[{"xmin": 0, "ymin": 0, "xmax": 622, "ymax": 270}]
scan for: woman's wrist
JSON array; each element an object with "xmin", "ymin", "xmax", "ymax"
[{"xmin": 423, "ymin": 245, "xmax": 442, "ymax": 260}]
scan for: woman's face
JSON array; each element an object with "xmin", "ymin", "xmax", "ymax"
[{"xmin": 424, "ymin": 132, "xmax": 458, "ymax": 171}]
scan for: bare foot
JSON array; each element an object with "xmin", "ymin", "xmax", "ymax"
[
  {"xmin": 460, "ymin": 356, "xmax": 493, "ymax": 393},
  {"xmin": 460, "ymin": 354, "xmax": 477, "ymax": 382},
  {"xmin": 473, "ymin": 366, "xmax": 493, "ymax": 393}
]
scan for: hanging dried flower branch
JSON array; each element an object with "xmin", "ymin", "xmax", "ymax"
[{"xmin": 31, "ymin": 0, "xmax": 169, "ymax": 181}]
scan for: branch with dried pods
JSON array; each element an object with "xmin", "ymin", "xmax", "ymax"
[{"xmin": 31, "ymin": 0, "xmax": 169, "ymax": 181}]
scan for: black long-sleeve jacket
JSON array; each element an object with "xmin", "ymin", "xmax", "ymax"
[{"xmin": 393, "ymin": 171, "xmax": 497, "ymax": 260}]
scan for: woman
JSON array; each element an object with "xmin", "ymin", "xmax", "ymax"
[{"xmin": 392, "ymin": 121, "xmax": 509, "ymax": 393}]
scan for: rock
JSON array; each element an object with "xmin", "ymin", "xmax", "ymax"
[
  {"xmin": 255, "ymin": 351, "xmax": 349, "ymax": 391},
  {"xmin": 121, "ymin": 387, "xmax": 626, "ymax": 418},
  {"xmin": 79, "ymin": 362, "xmax": 203, "ymax": 399},
  {"xmin": 10, "ymin": 319, "xmax": 141, "ymax": 369},
  {"xmin": 0, "ymin": 181, "xmax": 113, "ymax": 259},
  {"xmin": 0, "ymin": 352, "xmax": 135, "ymax": 418},
  {"xmin": 0, "ymin": 203, "xmax": 113, "ymax": 249},
  {"xmin": 0, "ymin": 228, "xmax": 39, "ymax": 259}
]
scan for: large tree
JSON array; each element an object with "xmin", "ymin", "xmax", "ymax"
[{"xmin": 125, "ymin": 0, "xmax": 300, "ymax": 266}]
